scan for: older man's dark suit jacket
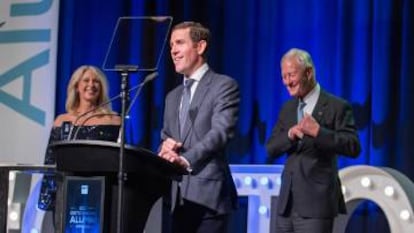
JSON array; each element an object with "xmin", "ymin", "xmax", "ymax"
[
  {"xmin": 161, "ymin": 69, "xmax": 239, "ymax": 215},
  {"xmin": 266, "ymin": 89, "xmax": 361, "ymax": 218}
]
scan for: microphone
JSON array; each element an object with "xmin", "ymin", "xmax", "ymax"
[{"xmin": 67, "ymin": 71, "xmax": 158, "ymax": 140}]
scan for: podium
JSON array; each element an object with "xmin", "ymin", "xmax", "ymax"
[{"xmin": 50, "ymin": 140, "xmax": 185, "ymax": 233}]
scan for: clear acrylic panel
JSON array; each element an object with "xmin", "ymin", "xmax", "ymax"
[{"xmin": 102, "ymin": 16, "xmax": 173, "ymax": 72}]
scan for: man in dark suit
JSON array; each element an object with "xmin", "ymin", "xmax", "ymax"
[
  {"xmin": 266, "ymin": 48, "xmax": 361, "ymax": 233},
  {"xmin": 158, "ymin": 21, "xmax": 239, "ymax": 233}
]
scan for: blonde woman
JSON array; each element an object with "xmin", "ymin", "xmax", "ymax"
[
  {"xmin": 54, "ymin": 65, "xmax": 120, "ymax": 128},
  {"xmin": 38, "ymin": 65, "xmax": 121, "ymax": 230}
]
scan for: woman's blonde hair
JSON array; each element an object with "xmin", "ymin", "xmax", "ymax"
[{"xmin": 65, "ymin": 65, "xmax": 113, "ymax": 114}]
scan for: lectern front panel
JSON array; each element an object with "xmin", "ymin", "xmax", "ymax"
[{"xmin": 63, "ymin": 176, "xmax": 105, "ymax": 233}]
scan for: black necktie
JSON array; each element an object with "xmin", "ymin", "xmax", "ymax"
[
  {"xmin": 297, "ymin": 100, "xmax": 306, "ymax": 122},
  {"xmin": 180, "ymin": 79, "xmax": 194, "ymax": 135}
]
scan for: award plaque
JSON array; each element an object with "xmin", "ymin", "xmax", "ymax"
[{"xmin": 63, "ymin": 176, "xmax": 105, "ymax": 233}]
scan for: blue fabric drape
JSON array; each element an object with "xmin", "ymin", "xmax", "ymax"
[
  {"xmin": 55, "ymin": 0, "xmax": 414, "ymax": 231},
  {"xmin": 56, "ymin": 0, "xmax": 414, "ymax": 183}
]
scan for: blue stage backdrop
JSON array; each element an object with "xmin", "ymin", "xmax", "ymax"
[{"xmin": 54, "ymin": 0, "xmax": 414, "ymax": 231}]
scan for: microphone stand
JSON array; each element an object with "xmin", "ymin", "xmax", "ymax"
[{"xmin": 115, "ymin": 64, "xmax": 138, "ymax": 233}]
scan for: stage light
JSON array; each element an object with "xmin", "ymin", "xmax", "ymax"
[
  {"xmin": 384, "ymin": 186, "xmax": 395, "ymax": 197},
  {"xmin": 244, "ymin": 176, "xmax": 254, "ymax": 186},
  {"xmin": 399, "ymin": 210, "xmax": 411, "ymax": 221},
  {"xmin": 258, "ymin": 205, "xmax": 268, "ymax": 215},
  {"xmin": 9, "ymin": 211, "xmax": 19, "ymax": 221},
  {"xmin": 8, "ymin": 203, "xmax": 21, "ymax": 230},
  {"xmin": 360, "ymin": 177, "xmax": 372, "ymax": 188},
  {"xmin": 259, "ymin": 177, "xmax": 269, "ymax": 186},
  {"xmin": 275, "ymin": 176, "xmax": 281, "ymax": 186}
]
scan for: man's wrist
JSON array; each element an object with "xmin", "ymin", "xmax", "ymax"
[
  {"xmin": 180, "ymin": 156, "xmax": 192, "ymax": 172},
  {"xmin": 288, "ymin": 128, "xmax": 294, "ymax": 140}
]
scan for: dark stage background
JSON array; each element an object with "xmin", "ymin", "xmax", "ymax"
[{"xmin": 54, "ymin": 0, "xmax": 414, "ymax": 232}]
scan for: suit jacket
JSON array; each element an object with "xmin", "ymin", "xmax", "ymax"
[
  {"xmin": 161, "ymin": 69, "xmax": 239, "ymax": 214},
  {"xmin": 266, "ymin": 89, "xmax": 361, "ymax": 218}
]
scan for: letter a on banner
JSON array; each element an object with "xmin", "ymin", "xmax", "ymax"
[{"xmin": 0, "ymin": 0, "xmax": 59, "ymax": 164}]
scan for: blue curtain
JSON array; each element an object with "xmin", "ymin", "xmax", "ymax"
[{"xmin": 56, "ymin": 0, "xmax": 414, "ymax": 231}]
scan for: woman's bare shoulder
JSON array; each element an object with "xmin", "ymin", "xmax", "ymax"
[
  {"xmin": 53, "ymin": 113, "xmax": 75, "ymax": 127},
  {"xmin": 111, "ymin": 115, "xmax": 122, "ymax": 125}
]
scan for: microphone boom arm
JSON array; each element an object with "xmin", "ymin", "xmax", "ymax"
[{"xmin": 66, "ymin": 71, "xmax": 158, "ymax": 140}]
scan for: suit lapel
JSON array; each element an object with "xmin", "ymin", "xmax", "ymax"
[
  {"xmin": 181, "ymin": 70, "xmax": 213, "ymax": 142},
  {"xmin": 312, "ymin": 89, "xmax": 329, "ymax": 123},
  {"xmin": 292, "ymin": 99, "xmax": 300, "ymax": 124},
  {"xmin": 297, "ymin": 90, "xmax": 328, "ymax": 151},
  {"xmin": 291, "ymin": 98, "xmax": 306, "ymax": 151},
  {"xmin": 172, "ymin": 87, "xmax": 183, "ymax": 138}
]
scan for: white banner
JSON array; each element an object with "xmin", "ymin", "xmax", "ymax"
[{"xmin": 0, "ymin": 0, "xmax": 59, "ymax": 164}]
